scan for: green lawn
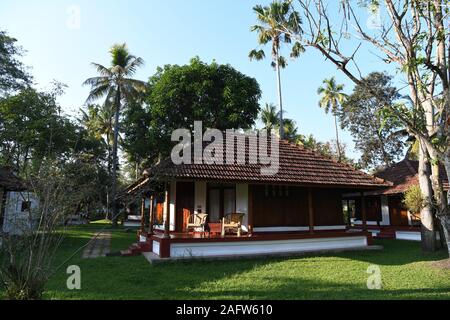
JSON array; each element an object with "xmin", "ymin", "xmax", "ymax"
[{"xmin": 4, "ymin": 223, "xmax": 450, "ymax": 300}]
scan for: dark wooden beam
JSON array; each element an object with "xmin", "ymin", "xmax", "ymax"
[
  {"xmin": 308, "ymin": 188, "xmax": 314, "ymax": 234},
  {"xmin": 163, "ymin": 182, "xmax": 171, "ymax": 238},
  {"xmin": 361, "ymin": 192, "xmax": 367, "ymax": 231}
]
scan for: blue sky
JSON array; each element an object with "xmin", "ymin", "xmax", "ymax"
[{"xmin": 0, "ymin": 0, "xmax": 398, "ymax": 160}]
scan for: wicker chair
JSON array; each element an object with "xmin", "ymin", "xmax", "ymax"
[
  {"xmin": 222, "ymin": 213, "xmax": 245, "ymax": 237},
  {"xmin": 186, "ymin": 213, "xmax": 208, "ymax": 232}
]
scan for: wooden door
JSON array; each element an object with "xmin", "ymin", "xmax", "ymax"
[
  {"xmin": 389, "ymin": 196, "xmax": 409, "ymax": 226},
  {"xmin": 176, "ymin": 182, "xmax": 195, "ymax": 232}
]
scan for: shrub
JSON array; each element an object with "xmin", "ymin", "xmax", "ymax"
[{"xmin": 403, "ymin": 185, "xmax": 424, "ymax": 215}]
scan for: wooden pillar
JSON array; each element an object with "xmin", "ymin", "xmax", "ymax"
[
  {"xmin": 308, "ymin": 188, "xmax": 314, "ymax": 234},
  {"xmin": 163, "ymin": 182, "xmax": 171, "ymax": 238},
  {"xmin": 140, "ymin": 197, "xmax": 145, "ymax": 233},
  {"xmin": 148, "ymin": 195, "xmax": 154, "ymax": 235},
  {"xmin": 361, "ymin": 191, "xmax": 367, "ymax": 231},
  {"xmin": 247, "ymin": 185, "xmax": 254, "ymax": 236}
]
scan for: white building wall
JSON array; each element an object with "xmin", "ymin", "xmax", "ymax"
[
  {"xmin": 161, "ymin": 182, "xmax": 177, "ymax": 232},
  {"xmin": 194, "ymin": 181, "xmax": 207, "ymax": 215},
  {"xmin": 170, "ymin": 236, "xmax": 369, "ymax": 258},
  {"xmin": 236, "ymin": 183, "xmax": 249, "ymax": 231},
  {"xmin": 166, "ymin": 182, "xmax": 176, "ymax": 231},
  {"xmin": 2, "ymin": 191, "xmax": 39, "ymax": 235},
  {"xmin": 380, "ymin": 195, "xmax": 391, "ymax": 226}
]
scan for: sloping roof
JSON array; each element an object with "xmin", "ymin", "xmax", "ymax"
[
  {"xmin": 375, "ymin": 159, "xmax": 449, "ymax": 195},
  {"xmin": 0, "ymin": 167, "xmax": 26, "ymax": 191},
  {"xmin": 148, "ymin": 136, "xmax": 391, "ymax": 189}
]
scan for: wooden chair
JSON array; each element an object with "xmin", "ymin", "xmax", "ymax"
[
  {"xmin": 186, "ymin": 213, "xmax": 208, "ymax": 233},
  {"xmin": 222, "ymin": 213, "xmax": 245, "ymax": 237}
]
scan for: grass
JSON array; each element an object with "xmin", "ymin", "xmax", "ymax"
[{"xmin": 3, "ymin": 222, "xmax": 450, "ymax": 300}]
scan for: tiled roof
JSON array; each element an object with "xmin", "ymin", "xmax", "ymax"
[
  {"xmin": 375, "ymin": 159, "xmax": 449, "ymax": 195},
  {"xmin": 0, "ymin": 167, "xmax": 26, "ymax": 191},
  {"xmin": 149, "ymin": 136, "xmax": 391, "ymax": 189}
]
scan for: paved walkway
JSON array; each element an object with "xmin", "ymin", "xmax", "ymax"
[{"xmin": 82, "ymin": 232, "xmax": 111, "ymax": 259}]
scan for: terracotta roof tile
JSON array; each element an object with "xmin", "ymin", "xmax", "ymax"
[
  {"xmin": 375, "ymin": 159, "xmax": 449, "ymax": 194},
  {"xmin": 149, "ymin": 136, "xmax": 391, "ymax": 189}
]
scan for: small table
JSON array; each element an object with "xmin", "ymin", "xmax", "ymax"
[{"xmin": 208, "ymin": 223, "xmax": 222, "ymax": 237}]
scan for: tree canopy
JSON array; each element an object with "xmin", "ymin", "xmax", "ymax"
[
  {"xmin": 339, "ymin": 72, "xmax": 406, "ymax": 170},
  {"xmin": 138, "ymin": 57, "xmax": 262, "ymax": 160},
  {"xmin": 0, "ymin": 30, "xmax": 31, "ymax": 95}
]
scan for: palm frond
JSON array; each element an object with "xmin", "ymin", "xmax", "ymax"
[
  {"xmin": 85, "ymin": 84, "xmax": 111, "ymax": 104},
  {"xmin": 90, "ymin": 63, "xmax": 112, "ymax": 77},
  {"xmin": 83, "ymin": 76, "xmax": 109, "ymax": 87},
  {"xmin": 249, "ymin": 49, "xmax": 266, "ymax": 61},
  {"xmin": 125, "ymin": 57, "xmax": 145, "ymax": 76}
]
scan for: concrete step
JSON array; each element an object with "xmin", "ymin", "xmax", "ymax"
[{"xmin": 120, "ymin": 249, "xmax": 136, "ymax": 257}]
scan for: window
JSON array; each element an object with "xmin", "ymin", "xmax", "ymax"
[{"xmin": 21, "ymin": 201, "xmax": 31, "ymax": 212}]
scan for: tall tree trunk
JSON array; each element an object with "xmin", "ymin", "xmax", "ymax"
[
  {"xmin": 111, "ymin": 88, "xmax": 121, "ymax": 226},
  {"xmin": 275, "ymin": 50, "xmax": 284, "ymax": 139},
  {"xmin": 333, "ymin": 112, "xmax": 342, "ymax": 162},
  {"xmin": 418, "ymin": 138, "xmax": 436, "ymax": 252},
  {"xmin": 105, "ymin": 134, "xmax": 111, "ymax": 221},
  {"xmin": 441, "ymin": 154, "xmax": 450, "ymax": 256}
]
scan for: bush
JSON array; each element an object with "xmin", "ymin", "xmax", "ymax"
[{"xmin": 403, "ymin": 185, "xmax": 424, "ymax": 215}]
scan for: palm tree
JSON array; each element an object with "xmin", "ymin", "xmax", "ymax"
[
  {"xmin": 83, "ymin": 43, "xmax": 146, "ymax": 224},
  {"xmin": 249, "ymin": 0, "xmax": 302, "ymax": 140},
  {"xmin": 317, "ymin": 77, "xmax": 347, "ymax": 162},
  {"xmin": 260, "ymin": 103, "xmax": 279, "ymax": 131},
  {"xmin": 277, "ymin": 118, "xmax": 300, "ymax": 144},
  {"xmin": 80, "ymin": 104, "xmax": 115, "ymax": 219}
]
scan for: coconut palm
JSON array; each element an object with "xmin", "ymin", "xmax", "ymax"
[
  {"xmin": 80, "ymin": 104, "xmax": 115, "ymax": 219},
  {"xmin": 249, "ymin": 0, "xmax": 302, "ymax": 139},
  {"xmin": 260, "ymin": 103, "xmax": 280, "ymax": 131},
  {"xmin": 317, "ymin": 77, "xmax": 347, "ymax": 162},
  {"xmin": 278, "ymin": 118, "xmax": 300, "ymax": 144},
  {"xmin": 83, "ymin": 43, "xmax": 146, "ymax": 224}
]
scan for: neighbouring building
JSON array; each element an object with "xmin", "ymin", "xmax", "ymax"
[
  {"xmin": 0, "ymin": 167, "xmax": 39, "ymax": 235},
  {"xmin": 344, "ymin": 159, "xmax": 449, "ymax": 241}
]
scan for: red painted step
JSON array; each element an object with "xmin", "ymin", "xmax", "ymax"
[{"xmin": 120, "ymin": 241, "xmax": 152, "ymax": 257}]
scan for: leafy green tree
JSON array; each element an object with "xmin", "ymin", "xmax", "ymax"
[
  {"xmin": 80, "ymin": 104, "xmax": 114, "ymax": 174},
  {"xmin": 0, "ymin": 86, "xmax": 72, "ymax": 172},
  {"xmin": 249, "ymin": 0, "xmax": 302, "ymax": 139},
  {"xmin": 83, "ymin": 43, "xmax": 146, "ymax": 223},
  {"xmin": 0, "ymin": 30, "xmax": 31, "ymax": 95},
  {"xmin": 144, "ymin": 57, "xmax": 261, "ymax": 159},
  {"xmin": 339, "ymin": 72, "xmax": 405, "ymax": 169},
  {"xmin": 122, "ymin": 101, "xmax": 156, "ymax": 178},
  {"xmin": 317, "ymin": 77, "xmax": 347, "ymax": 162}
]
